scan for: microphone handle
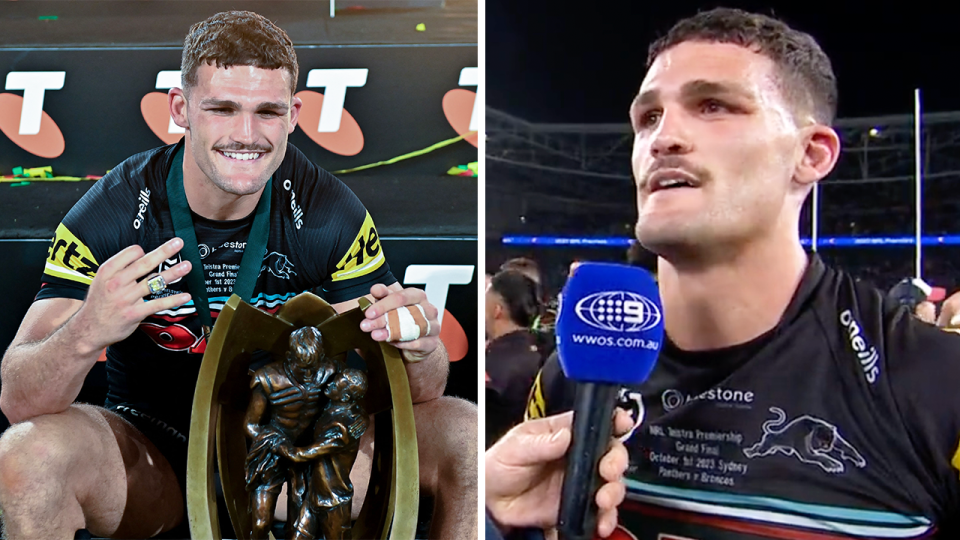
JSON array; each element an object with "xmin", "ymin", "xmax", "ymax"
[{"xmin": 557, "ymin": 381, "xmax": 619, "ymax": 540}]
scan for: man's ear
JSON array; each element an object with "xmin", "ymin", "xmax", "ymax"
[
  {"xmin": 794, "ymin": 124, "xmax": 841, "ymax": 187},
  {"xmin": 169, "ymin": 87, "xmax": 189, "ymax": 130},
  {"xmin": 288, "ymin": 95, "xmax": 302, "ymax": 134}
]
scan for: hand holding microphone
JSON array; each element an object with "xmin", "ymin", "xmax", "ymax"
[
  {"xmin": 485, "ymin": 410, "xmax": 633, "ymax": 537},
  {"xmin": 555, "ymin": 262, "xmax": 664, "ymax": 540}
]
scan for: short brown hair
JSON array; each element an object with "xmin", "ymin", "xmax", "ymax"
[
  {"xmin": 648, "ymin": 7, "xmax": 837, "ymax": 125},
  {"xmin": 500, "ymin": 257, "xmax": 541, "ymax": 284},
  {"xmin": 181, "ymin": 11, "xmax": 299, "ymax": 95}
]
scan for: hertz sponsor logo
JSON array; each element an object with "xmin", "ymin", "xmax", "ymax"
[
  {"xmin": 525, "ymin": 371, "xmax": 546, "ymax": 421},
  {"xmin": 46, "ymin": 223, "xmax": 100, "ymax": 285},
  {"xmin": 331, "ymin": 211, "xmax": 384, "ymax": 282}
]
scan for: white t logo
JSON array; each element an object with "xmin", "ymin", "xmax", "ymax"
[
  {"xmin": 458, "ymin": 67, "xmax": 479, "ymax": 131},
  {"xmin": 403, "ymin": 265, "xmax": 475, "ymax": 327},
  {"xmin": 305, "ymin": 69, "xmax": 369, "ymax": 132},
  {"xmin": 155, "ymin": 71, "xmax": 184, "ymax": 135},
  {"xmin": 5, "ymin": 72, "xmax": 66, "ymax": 135}
]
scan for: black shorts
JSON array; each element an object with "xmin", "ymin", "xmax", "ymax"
[
  {"xmin": 107, "ymin": 403, "xmax": 193, "ymax": 539},
  {"xmin": 108, "ymin": 403, "xmax": 189, "ymax": 488}
]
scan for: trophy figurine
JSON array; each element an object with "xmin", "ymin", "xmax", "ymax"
[
  {"xmin": 243, "ymin": 326, "xmax": 339, "ymax": 539},
  {"xmin": 278, "ymin": 368, "xmax": 369, "ymax": 540},
  {"xmin": 187, "ymin": 292, "xmax": 419, "ymax": 540}
]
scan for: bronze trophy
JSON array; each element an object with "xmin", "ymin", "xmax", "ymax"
[{"xmin": 187, "ymin": 293, "xmax": 419, "ymax": 540}]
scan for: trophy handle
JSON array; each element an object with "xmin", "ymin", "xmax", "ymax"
[
  {"xmin": 351, "ymin": 342, "xmax": 419, "ymax": 540},
  {"xmin": 188, "ymin": 295, "xmax": 292, "ymax": 540},
  {"xmin": 187, "ymin": 293, "xmax": 419, "ymax": 540}
]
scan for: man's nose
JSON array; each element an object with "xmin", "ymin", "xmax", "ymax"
[
  {"xmin": 650, "ymin": 110, "xmax": 693, "ymax": 157},
  {"xmin": 232, "ymin": 112, "xmax": 257, "ymax": 145}
]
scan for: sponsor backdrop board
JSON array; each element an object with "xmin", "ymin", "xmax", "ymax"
[
  {"xmin": 0, "ymin": 238, "xmax": 477, "ymax": 433},
  {"xmin": 0, "ymin": 43, "xmax": 477, "ymax": 429},
  {"xmin": 0, "ymin": 45, "xmax": 477, "ymax": 176}
]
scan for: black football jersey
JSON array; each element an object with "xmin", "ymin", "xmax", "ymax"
[
  {"xmin": 37, "ymin": 140, "xmax": 396, "ymax": 437},
  {"xmin": 527, "ymin": 256, "xmax": 960, "ymax": 539}
]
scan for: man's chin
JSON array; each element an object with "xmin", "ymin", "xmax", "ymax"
[
  {"xmin": 635, "ymin": 224, "xmax": 701, "ymax": 256},
  {"xmin": 210, "ymin": 174, "xmax": 272, "ymax": 197}
]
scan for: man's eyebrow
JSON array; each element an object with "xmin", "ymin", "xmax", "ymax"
[
  {"xmin": 680, "ymin": 79, "xmax": 753, "ymax": 100},
  {"xmin": 198, "ymin": 99, "xmax": 289, "ymax": 111},
  {"xmin": 256, "ymin": 101, "xmax": 290, "ymax": 111},
  {"xmin": 199, "ymin": 98, "xmax": 240, "ymax": 108},
  {"xmin": 631, "ymin": 89, "xmax": 659, "ymax": 112},
  {"xmin": 630, "ymin": 80, "xmax": 754, "ymax": 112}
]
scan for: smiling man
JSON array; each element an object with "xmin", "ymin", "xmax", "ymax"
[
  {"xmin": 0, "ymin": 11, "xmax": 477, "ymax": 540},
  {"xmin": 526, "ymin": 7, "xmax": 960, "ymax": 539}
]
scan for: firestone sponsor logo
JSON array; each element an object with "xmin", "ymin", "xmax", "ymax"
[{"xmin": 661, "ymin": 387, "xmax": 755, "ymax": 411}]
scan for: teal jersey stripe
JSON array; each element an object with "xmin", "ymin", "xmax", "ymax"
[{"xmin": 626, "ymin": 480, "xmax": 931, "ymax": 526}]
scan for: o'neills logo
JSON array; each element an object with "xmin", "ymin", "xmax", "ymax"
[
  {"xmin": 133, "ymin": 188, "xmax": 151, "ymax": 230},
  {"xmin": 282, "ymin": 179, "xmax": 304, "ymax": 230},
  {"xmin": 839, "ymin": 309, "xmax": 880, "ymax": 384}
]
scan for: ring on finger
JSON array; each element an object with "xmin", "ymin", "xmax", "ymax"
[{"xmin": 147, "ymin": 275, "xmax": 167, "ymax": 294}]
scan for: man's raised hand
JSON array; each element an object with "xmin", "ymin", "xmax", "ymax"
[{"xmin": 71, "ymin": 237, "xmax": 192, "ymax": 353}]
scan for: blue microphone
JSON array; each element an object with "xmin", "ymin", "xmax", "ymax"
[{"xmin": 555, "ymin": 262, "xmax": 664, "ymax": 540}]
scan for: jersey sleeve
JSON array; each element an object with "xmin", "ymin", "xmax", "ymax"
[
  {"xmin": 281, "ymin": 146, "xmax": 397, "ymax": 305},
  {"xmin": 886, "ymin": 311, "xmax": 960, "ymax": 503},
  {"xmin": 321, "ymin": 207, "xmax": 396, "ymax": 304},
  {"xmin": 525, "ymin": 350, "xmax": 577, "ymax": 420},
  {"xmin": 35, "ymin": 169, "xmax": 140, "ymax": 303}
]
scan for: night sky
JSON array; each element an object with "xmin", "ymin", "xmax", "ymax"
[{"xmin": 487, "ymin": 1, "xmax": 956, "ymax": 124}]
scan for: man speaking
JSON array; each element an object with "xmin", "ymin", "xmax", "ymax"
[{"xmin": 528, "ymin": 7, "xmax": 960, "ymax": 539}]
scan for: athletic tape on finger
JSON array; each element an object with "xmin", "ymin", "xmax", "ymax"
[{"xmin": 383, "ymin": 305, "xmax": 431, "ymax": 343}]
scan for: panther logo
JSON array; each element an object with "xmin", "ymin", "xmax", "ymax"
[
  {"xmin": 742, "ymin": 407, "xmax": 866, "ymax": 474},
  {"xmin": 260, "ymin": 251, "xmax": 297, "ymax": 280}
]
